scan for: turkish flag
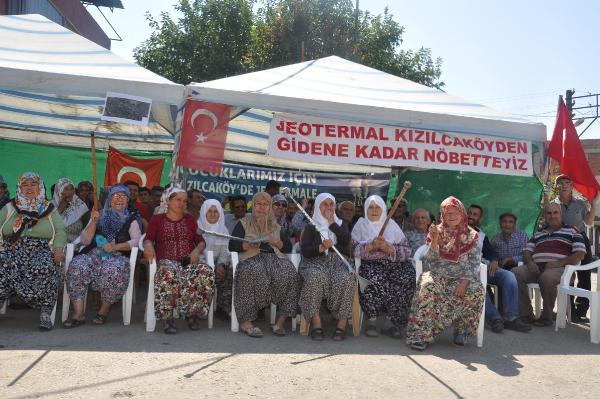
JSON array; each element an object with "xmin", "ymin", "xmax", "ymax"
[
  {"xmin": 104, "ymin": 146, "xmax": 165, "ymax": 188},
  {"xmin": 176, "ymin": 99, "xmax": 231, "ymax": 173},
  {"xmin": 548, "ymin": 97, "xmax": 600, "ymax": 201}
]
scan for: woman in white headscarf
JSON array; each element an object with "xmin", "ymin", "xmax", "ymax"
[
  {"xmin": 351, "ymin": 195, "xmax": 414, "ymax": 338},
  {"xmin": 299, "ymin": 193, "xmax": 355, "ymax": 341},
  {"xmin": 52, "ymin": 178, "xmax": 89, "ymax": 243},
  {"xmin": 143, "ymin": 185, "xmax": 214, "ymax": 334},
  {"xmin": 198, "ymin": 199, "xmax": 232, "ymax": 317}
]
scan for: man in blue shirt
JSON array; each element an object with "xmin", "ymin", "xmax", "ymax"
[{"xmin": 468, "ymin": 205, "xmax": 531, "ymax": 333}]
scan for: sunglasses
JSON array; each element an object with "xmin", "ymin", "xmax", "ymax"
[{"xmin": 273, "ymin": 202, "xmax": 287, "ymax": 207}]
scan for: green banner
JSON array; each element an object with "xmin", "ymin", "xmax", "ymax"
[
  {"xmin": 398, "ymin": 169, "xmax": 543, "ymax": 237},
  {"xmin": 0, "ymin": 139, "xmax": 172, "ymax": 194}
]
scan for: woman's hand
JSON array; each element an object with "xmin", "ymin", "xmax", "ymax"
[
  {"xmin": 242, "ymin": 242, "xmax": 260, "ymax": 251},
  {"xmin": 90, "ymin": 210, "xmax": 100, "ymax": 224},
  {"xmin": 52, "ymin": 247, "xmax": 65, "ymax": 263},
  {"xmin": 453, "ymin": 279, "xmax": 470, "ymax": 298},
  {"xmin": 319, "ymin": 239, "xmax": 334, "ymax": 253},
  {"xmin": 268, "ymin": 236, "xmax": 283, "ymax": 249},
  {"xmin": 143, "ymin": 241, "xmax": 155, "ymax": 263},
  {"xmin": 102, "ymin": 242, "xmax": 115, "ymax": 253},
  {"xmin": 428, "ymin": 223, "xmax": 440, "ymax": 250},
  {"xmin": 189, "ymin": 249, "xmax": 200, "ymax": 264}
]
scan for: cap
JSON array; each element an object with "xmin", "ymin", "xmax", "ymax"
[{"xmin": 555, "ymin": 174, "xmax": 571, "ymax": 183}]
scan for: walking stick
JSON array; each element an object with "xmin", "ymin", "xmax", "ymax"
[
  {"xmin": 378, "ymin": 181, "xmax": 412, "ymax": 236},
  {"xmin": 90, "ymin": 132, "xmax": 99, "ymax": 211},
  {"xmin": 282, "ymin": 188, "xmax": 370, "ymax": 337}
]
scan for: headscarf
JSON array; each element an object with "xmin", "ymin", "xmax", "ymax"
[
  {"xmin": 312, "ymin": 193, "xmax": 342, "ymax": 244},
  {"xmin": 243, "ymin": 192, "xmax": 278, "ymax": 239},
  {"xmin": 8, "ymin": 172, "xmax": 54, "ymax": 243},
  {"xmin": 52, "ymin": 178, "xmax": 88, "ymax": 228},
  {"xmin": 154, "ymin": 185, "xmax": 186, "ymax": 215},
  {"xmin": 429, "ymin": 196, "xmax": 478, "ymax": 263},
  {"xmin": 351, "ymin": 195, "xmax": 405, "ymax": 244},
  {"xmin": 198, "ymin": 199, "xmax": 228, "ymax": 248},
  {"xmin": 97, "ymin": 185, "xmax": 131, "ymax": 243}
]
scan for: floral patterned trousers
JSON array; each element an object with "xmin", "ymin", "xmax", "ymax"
[
  {"xmin": 406, "ymin": 274, "xmax": 484, "ymax": 345},
  {"xmin": 154, "ymin": 259, "xmax": 215, "ymax": 320}
]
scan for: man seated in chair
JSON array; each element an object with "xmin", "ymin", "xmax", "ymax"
[
  {"xmin": 491, "ymin": 212, "xmax": 529, "ymax": 271},
  {"xmin": 468, "ymin": 205, "xmax": 531, "ymax": 333},
  {"xmin": 512, "ymin": 203, "xmax": 586, "ymax": 327}
]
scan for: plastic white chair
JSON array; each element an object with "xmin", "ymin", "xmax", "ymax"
[
  {"xmin": 0, "ymin": 299, "xmax": 6, "ymax": 314},
  {"xmin": 555, "ymin": 260, "xmax": 600, "ymax": 343},
  {"xmin": 412, "ymin": 244, "xmax": 486, "ymax": 348},
  {"xmin": 140, "ymin": 234, "xmax": 216, "ymax": 332},
  {"xmin": 61, "ymin": 242, "xmax": 138, "ymax": 325}
]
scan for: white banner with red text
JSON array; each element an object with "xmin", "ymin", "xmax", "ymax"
[{"xmin": 266, "ymin": 113, "xmax": 533, "ymax": 176}]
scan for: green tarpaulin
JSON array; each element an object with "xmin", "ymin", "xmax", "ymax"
[
  {"xmin": 0, "ymin": 139, "xmax": 172, "ymax": 192},
  {"xmin": 394, "ymin": 169, "xmax": 543, "ymax": 238}
]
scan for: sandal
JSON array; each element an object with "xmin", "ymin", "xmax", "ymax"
[
  {"xmin": 365, "ymin": 323, "xmax": 378, "ymax": 337},
  {"xmin": 39, "ymin": 313, "xmax": 53, "ymax": 332},
  {"xmin": 332, "ymin": 327, "xmax": 346, "ymax": 341},
  {"xmin": 186, "ymin": 316, "xmax": 200, "ymax": 331},
  {"xmin": 410, "ymin": 342, "xmax": 428, "ymax": 351},
  {"xmin": 164, "ymin": 319, "xmax": 177, "ymax": 334},
  {"xmin": 92, "ymin": 314, "xmax": 107, "ymax": 325},
  {"xmin": 271, "ymin": 325, "xmax": 287, "ymax": 336},
  {"xmin": 63, "ymin": 318, "xmax": 86, "ymax": 329},
  {"xmin": 309, "ymin": 327, "xmax": 324, "ymax": 341},
  {"xmin": 241, "ymin": 325, "xmax": 263, "ymax": 338}
]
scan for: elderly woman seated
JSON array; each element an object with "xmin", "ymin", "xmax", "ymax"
[
  {"xmin": 63, "ymin": 185, "xmax": 141, "ymax": 328},
  {"xmin": 406, "ymin": 196, "xmax": 484, "ymax": 350},
  {"xmin": 144, "ymin": 186, "xmax": 215, "ymax": 334},
  {"xmin": 229, "ymin": 192, "xmax": 299, "ymax": 338},
  {"xmin": 0, "ymin": 172, "xmax": 66, "ymax": 330}
]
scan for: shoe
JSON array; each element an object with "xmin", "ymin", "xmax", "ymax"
[
  {"xmin": 386, "ymin": 326, "xmax": 403, "ymax": 339},
  {"xmin": 533, "ymin": 318, "xmax": 553, "ymax": 327},
  {"xmin": 186, "ymin": 316, "xmax": 200, "ymax": 331},
  {"xmin": 164, "ymin": 319, "xmax": 177, "ymax": 334},
  {"xmin": 241, "ymin": 325, "xmax": 263, "ymax": 338},
  {"xmin": 410, "ymin": 342, "xmax": 428, "ymax": 351},
  {"xmin": 309, "ymin": 327, "xmax": 324, "ymax": 341},
  {"xmin": 519, "ymin": 315, "xmax": 536, "ymax": 325},
  {"xmin": 332, "ymin": 327, "xmax": 346, "ymax": 341},
  {"xmin": 92, "ymin": 313, "xmax": 107, "ymax": 325},
  {"xmin": 504, "ymin": 318, "xmax": 532, "ymax": 332},
  {"xmin": 491, "ymin": 319, "xmax": 504, "ymax": 333},
  {"xmin": 365, "ymin": 323, "xmax": 378, "ymax": 337},
  {"xmin": 63, "ymin": 318, "xmax": 86, "ymax": 329},
  {"xmin": 39, "ymin": 312, "xmax": 53, "ymax": 332},
  {"xmin": 453, "ymin": 333, "xmax": 467, "ymax": 346},
  {"xmin": 271, "ymin": 325, "xmax": 287, "ymax": 336}
]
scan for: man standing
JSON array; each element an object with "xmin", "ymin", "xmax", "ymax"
[
  {"xmin": 468, "ymin": 205, "xmax": 530, "ymax": 333},
  {"xmin": 392, "ymin": 199, "xmax": 413, "ymax": 231},
  {"xmin": 337, "ymin": 201, "xmax": 356, "ymax": 229},
  {"xmin": 551, "ymin": 174, "xmax": 596, "ymax": 321},
  {"xmin": 513, "ymin": 203, "xmax": 586, "ymax": 326},
  {"xmin": 405, "ymin": 208, "xmax": 431, "ymax": 256},
  {"xmin": 265, "ymin": 180, "xmax": 281, "ymax": 197},
  {"xmin": 225, "ymin": 195, "xmax": 248, "ymax": 233},
  {"xmin": 186, "ymin": 189, "xmax": 206, "ymax": 220},
  {"xmin": 491, "ymin": 212, "xmax": 528, "ymax": 270}
]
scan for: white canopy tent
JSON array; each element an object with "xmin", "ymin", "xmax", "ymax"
[{"xmin": 189, "ymin": 55, "xmax": 546, "ymax": 143}]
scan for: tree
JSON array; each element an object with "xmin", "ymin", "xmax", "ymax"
[
  {"xmin": 134, "ymin": 0, "xmax": 444, "ymax": 89},
  {"xmin": 133, "ymin": 0, "xmax": 253, "ymax": 84}
]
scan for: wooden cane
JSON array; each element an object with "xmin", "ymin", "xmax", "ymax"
[
  {"xmin": 351, "ymin": 283, "xmax": 361, "ymax": 336},
  {"xmin": 90, "ymin": 132, "xmax": 99, "ymax": 211},
  {"xmin": 299, "ymin": 314, "xmax": 310, "ymax": 336},
  {"xmin": 378, "ymin": 181, "xmax": 412, "ymax": 236}
]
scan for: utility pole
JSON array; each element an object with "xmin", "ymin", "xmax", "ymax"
[{"xmin": 566, "ymin": 89, "xmax": 575, "ymax": 118}]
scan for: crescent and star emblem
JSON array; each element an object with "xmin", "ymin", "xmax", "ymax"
[
  {"xmin": 190, "ymin": 109, "xmax": 219, "ymax": 144},
  {"xmin": 117, "ymin": 166, "xmax": 147, "ymax": 186}
]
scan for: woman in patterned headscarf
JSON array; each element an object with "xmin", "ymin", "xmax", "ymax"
[
  {"xmin": 63, "ymin": 184, "xmax": 141, "ymax": 328},
  {"xmin": 52, "ymin": 178, "xmax": 89, "ymax": 243},
  {"xmin": 144, "ymin": 186, "xmax": 215, "ymax": 334},
  {"xmin": 406, "ymin": 196, "xmax": 484, "ymax": 350},
  {"xmin": 0, "ymin": 172, "xmax": 66, "ymax": 331},
  {"xmin": 351, "ymin": 195, "xmax": 414, "ymax": 339},
  {"xmin": 229, "ymin": 191, "xmax": 299, "ymax": 338}
]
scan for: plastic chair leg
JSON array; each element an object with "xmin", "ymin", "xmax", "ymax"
[
  {"xmin": 555, "ymin": 289, "xmax": 567, "ymax": 330},
  {"xmin": 230, "ymin": 253, "xmax": 239, "ymax": 333},
  {"xmin": 477, "ymin": 299, "xmax": 485, "ymax": 348},
  {"xmin": 591, "ymin": 294, "xmax": 599, "ymax": 344},
  {"xmin": 534, "ymin": 289, "xmax": 542, "ymax": 319},
  {"xmin": 208, "ymin": 287, "xmax": 216, "ymax": 329},
  {"xmin": 145, "ymin": 260, "xmax": 157, "ymax": 332},
  {"xmin": 0, "ymin": 300, "xmax": 6, "ymax": 314},
  {"xmin": 50, "ymin": 301, "xmax": 57, "ymax": 326},
  {"xmin": 270, "ymin": 303, "xmax": 277, "ymax": 325}
]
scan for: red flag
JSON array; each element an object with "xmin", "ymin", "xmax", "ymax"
[
  {"xmin": 176, "ymin": 99, "xmax": 231, "ymax": 173},
  {"xmin": 548, "ymin": 97, "xmax": 600, "ymax": 201},
  {"xmin": 104, "ymin": 146, "xmax": 165, "ymax": 188}
]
